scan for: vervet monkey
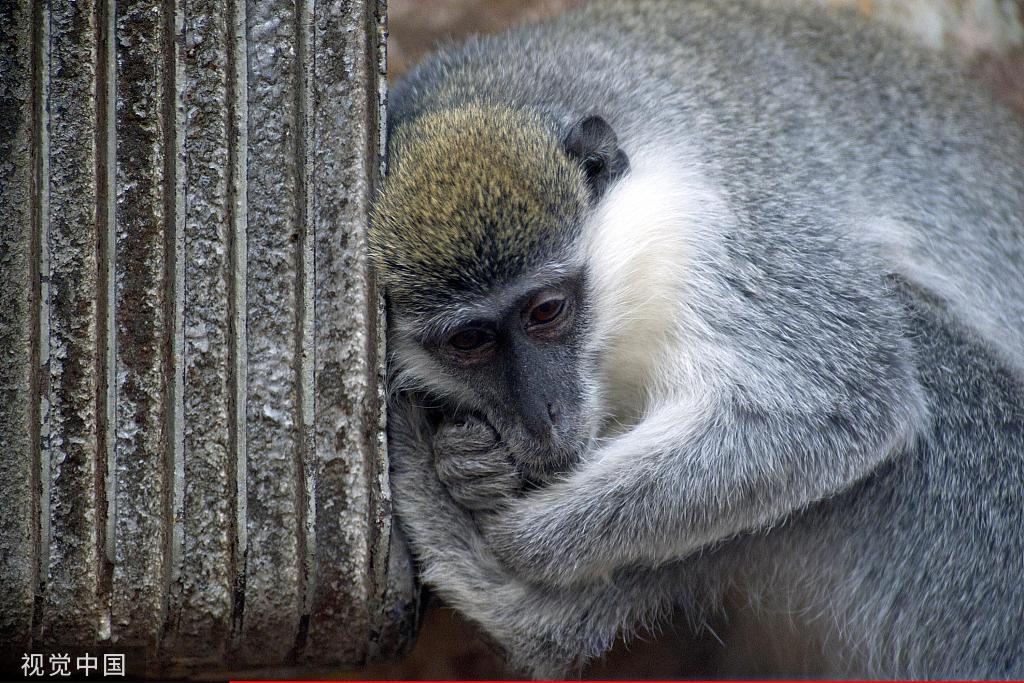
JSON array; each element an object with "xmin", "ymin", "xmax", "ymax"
[{"xmin": 370, "ymin": 0, "xmax": 1024, "ymax": 677}]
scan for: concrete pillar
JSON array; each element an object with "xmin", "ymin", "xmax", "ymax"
[{"xmin": 0, "ymin": 0, "xmax": 416, "ymax": 676}]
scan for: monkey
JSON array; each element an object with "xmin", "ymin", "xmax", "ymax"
[{"xmin": 369, "ymin": 0, "xmax": 1024, "ymax": 678}]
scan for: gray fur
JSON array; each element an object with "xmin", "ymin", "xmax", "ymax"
[{"xmin": 380, "ymin": 0, "xmax": 1024, "ymax": 677}]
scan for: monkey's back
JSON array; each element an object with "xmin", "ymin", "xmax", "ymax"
[{"xmin": 747, "ymin": 281, "xmax": 1024, "ymax": 676}]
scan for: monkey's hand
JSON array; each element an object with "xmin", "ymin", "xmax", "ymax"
[
  {"xmin": 389, "ymin": 394, "xmax": 683, "ymax": 677},
  {"xmin": 432, "ymin": 416, "xmax": 523, "ymax": 513}
]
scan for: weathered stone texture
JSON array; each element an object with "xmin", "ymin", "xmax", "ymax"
[
  {"xmin": 836, "ymin": 0, "xmax": 1024, "ymax": 52},
  {"xmin": 166, "ymin": 0, "xmax": 240, "ymax": 659},
  {"xmin": 240, "ymin": 0, "xmax": 306, "ymax": 664},
  {"xmin": 0, "ymin": 0, "xmax": 37, "ymax": 652},
  {"xmin": 41, "ymin": 0, "xmax": 103, "ymax": 648},
  {"xmin": 112, "ymin": 0, "xmax": 173, "ymax": 648},
  {"xmin": 306, "ymin": 0, "xmax": 380, "ymax": 664},
  {"xmin": 0, "ymin": 0, "xmax": 415, "ymax": 675}
]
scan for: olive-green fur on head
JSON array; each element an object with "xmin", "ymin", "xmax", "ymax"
[{"xmin": 370, "ymin": 103, "xmax": 590, "ymax": 314}]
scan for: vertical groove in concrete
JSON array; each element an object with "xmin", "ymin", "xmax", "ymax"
[
  {"xmin": 29, "ymin": 0, "xmax": 48, "ymax": 650},
  {"xmin": 110, "ymin": 0, "xmax": 173, "ymax": 647},
  {"xmin": 240, "ymin": 0, "xmax": 303, "ymax": 663},
  {"xmin": 368, "ymin": 0, "xmax": 417, "ymax": 661},
  {"xmin": 41, "ymin": 0, "xmax": 102, "ymax": 646},
  {"xmin": 228, "ymin": 0, "xmax": 250, "ymax": 654},
  {"xmin": 0, "ymin": 0, "xmax": 38, "ymax": 651},
  {"xmin": 163, "ymin": 0, "xmax": 186, "ymax": 658},
  {"xmin": 33, "ymin": 0, "xmax": 52, "ymax": 641},
  {"xmin": 97, "ymin": 0, "xmax": 117, "ymax": 614},
  {"xmin": 295, "ymin": 0, "xmax": 317, "ymax": 661},
  {"xmin": 95, "ymin": 0, "xmax": 115, "ymax": 643},
  {"xmin": 167, "ymin": 0, "xmax": 237, "ymax": 658}
]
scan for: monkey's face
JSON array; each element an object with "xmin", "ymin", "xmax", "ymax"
[
  {"xmin": 371, "ymin": 104, "xmax": 630, "ymax": 481},
  {"xmin": 389, "ymin": 264, "xmax": 599, "ymax": 483}
]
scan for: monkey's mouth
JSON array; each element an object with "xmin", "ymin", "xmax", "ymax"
[{"xmin": 511, "ymin": 429, "xmax": 591, "ymax": 485}]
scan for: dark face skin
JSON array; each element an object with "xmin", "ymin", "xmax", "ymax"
[{"xmin": 412, "ymin": 269, "xmax": 595, "ymax": 483}]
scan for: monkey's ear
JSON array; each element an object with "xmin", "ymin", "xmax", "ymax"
[{"xmin": 562, "ymin": 115, "xmax": 630, "ymax": 198}]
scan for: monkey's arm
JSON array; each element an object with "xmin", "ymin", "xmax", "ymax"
[
  {"xmin": 483, "ymin": 274, "xmax": 931, "ymax": 587},
  {"xmin": 388, "ymin": 394, "xmax": 696, "ymax": 677}
]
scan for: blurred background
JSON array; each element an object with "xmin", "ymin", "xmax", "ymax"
[
  {"xmin": 387, "ymin": 0, "xmax": 1024, "ymax": 112},
  {"xmin": 366, "ymin": 1, "xmax": 1024, "ymax": 678}
]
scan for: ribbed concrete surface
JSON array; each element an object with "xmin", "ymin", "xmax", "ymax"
[
  {"xmin": 0, "ymin": 0, "xmax": 415, "ymax": 676},
  {"xmin": 0, "ymin": 0, "xmax": 38, "ymax": 657}
]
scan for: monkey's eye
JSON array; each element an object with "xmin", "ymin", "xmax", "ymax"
[
  {"xmin": 527, "ymin": 294, "xmax": 566, "ymax": 326},
  {"xmin": 447, "ymin": 327, "xmax": 493, "ymax": 352}
]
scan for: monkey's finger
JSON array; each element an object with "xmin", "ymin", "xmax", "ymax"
[
  {"xmin": 446, "ymin": 471, "xmax": 523, "ymax": 512},
  {"xmin": 433, "ymin": 423, "xmax": 499, "ymax": 455},
  {"xmin": 434, "ymin": 450, "xmax": 517, "ymax": 479}
]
